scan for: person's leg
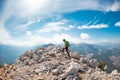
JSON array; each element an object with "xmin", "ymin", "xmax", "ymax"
[
  {"xmin": 62, "ymin": 47, "xmax": 65, "ymax": 52},
  {"xmin": 66, "ymin": 47, "xmax": 70, "ymax": 56}
]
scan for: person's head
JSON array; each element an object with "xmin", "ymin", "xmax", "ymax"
[{"xmin": 63, "ymin": 39, "xmax": 65, "ymax": 42}]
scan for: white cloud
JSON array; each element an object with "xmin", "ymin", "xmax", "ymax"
[
  {"xmin": 0, "ymin": 27, "xmax": 11, "ymax": 44},
  {"xmin": 115, "ymin": 21, "xmax": 120, "ymax": 27},
  {"xmin": 14, "ymin": 20, "xmax": 35, "ymax": 31},
  {"xmin": 106, "ymin": 1, "xmax": 120, "ymax": 12},
  {"xmin": 0, "ymin": 0, "xmax": 13, "ymax": 43},
  {"xmin": 38, "ymin": 21, "xmax": 65, "ymax": 33},
  {"xmin": 78, "ymin": 23, "xmax": 108, "ymax": 29},
  {"xmin": 69, "ymin": 25, "xmax": 75, "ymax": 28},
  {"xmin": 1, "ymin": 0, "xmax": 119, "ymax": 27},
  {"xmin": 0, "ymin": 0, "xmax": 119, "ymax": 46},
  {"xmin": 98, "ymin": 38, "xmax": 120, "ymax": 43},
  {"xmin": 63, "ymin": 25, "xmax": 75, "ymax": 31},
  {"xmin": 53, "ymin": 33, "xmax": 81, "ymax": 44},
  {"xmin": 2, "ymin": 0, "xmax": 120, "ymax": 19},
  {"xmin": 1, "ymin": 31, "xmax": 119, "ymax": 46},
  {"xmin": 5, "ymin": 33, "xmax": 81, "ymax": 46},
  {"xmin": 18, "ymin": 0, "xmax": 119, "ymax": 17},
  {"xmin": 0, "ymin": 17, "xmax": 11, "ymax": 44},
  {"xmin": 26, "ymin": 31, "xmax": 32, "ymax": 36},
  {"xmin": 80, "ymin": 33, "xmax": 90, "ymax": 39},
  {"xmin": 38, "ymin": 19, "xmax": 73, "ymax": 33}
]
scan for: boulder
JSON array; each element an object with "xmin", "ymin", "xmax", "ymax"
[
  {"xmin": 52, "ymin": 61, "xmax": 61, "ymax": 69},
  {"xmin": 35, "ymin": 69, "xmax": 41, "ymax": 73},
  {"xmin": 33, "ymin": 54, "xmax": 39, "ymax": 60},
  {"xmin": 52, "ymin": 69, "xmax": 59, "ymax": 75},
  {"xmin": 3, "ymin": 63, "xmax": 9, "ymax": 69},
  {"xmin": 87, "ymin": 68, "xmax": 93, "ymax": 74},
  {"xmin": 51, "ymin": 76, "xmax": 58, "ymax": 80},
  {"xmin": 0, "ymin": 76, "xmax": 4, "ymax": 80},
  {"xmin": 65, "ymin": 75, "xmax": 75, "ymax": 80},
  {"xmin": 73, "ymin": 77, "xmax": 82, "ymax": 80},
  {"xmin": 0, "ymin": 68, "xmax": 5, "ymax": 76},
  {"xmin": 70, "ymin": 52, "xmax": 81, "ymax": 60},
  {"xmin": 23, "ymin": 57, "xmax": 30, "ymax": 65},
  {"xmin": 90, "ymin": 59, "xmax": 97, "ymax": 66},
  {"xmin": 28, "ymin": 59, "xmax": 35, "ymax": 65},
  {"xmin": 80, "ymin": 58, "xmax": 86, "ymax": 63},
  {"xmin": 49, "ymin": 53, "xmax": 56, "ymax": 57},
  {"xmin": 111, "ymin": 69, "xmax": 118, "ymax": 75},
  {"xmin": 65, "ymin": 62, "xmax": 84, "ymax": 76},
  {"xmin": 0, "ymin": 46, "xmax": 119, "ymax": 80},
  {"xmin": 83, "ymin": 64, "xmax": 88, "ymax": 70},
  {"xmin": 60, "ymin": 73, "xmax": 67, "ymax": 79}
]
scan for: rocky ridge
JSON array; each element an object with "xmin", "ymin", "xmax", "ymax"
[{"xmin": 0, "ymin": 46, "xmax": 120, "ymax": 80}]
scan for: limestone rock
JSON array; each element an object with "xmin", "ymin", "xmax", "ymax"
[
  {"xmin": 80, "ymin": 57, "xmax": 86, "ymax": 63},
  {"xmin": 51, "ymin": 76, "xmax": 58, "ymax": 80},
  {"xmin": 0, "ymin": 76, "xmax": 4, "ymax": 80},
  {"xmin": 65, "ymin": 75, "xmax": 75, "ymax": 80},
  {"xmin": 33, "ymin": 54, "xmax": 39, "ymax": 60},
  {"xmin": 52, "ymin": 69, "xmax": 59, "ymax": 75},
  {"xmin": 60, "ymin": 73, "xmax": 67, "ymax": 79},
  {"xmin": 0, "ymin": 46, "xmax": 119, "ymax": 80},
  {"xmin": 73, "ymin": 77, "xmax": 82, "ymax": 80},
  {"xmin": 111, "ymin": 69, "xmax": 118, "ymax": 75},
  {"xmin": 65, "ymin": 62, "xmax": 84, "ymax": 76},
  {"xmin": 83, "ymin": 64, "xmax": 88, "ymax": 70},
  {"xmin": 35, "ymin": 69, "xmax": 41, "ymax": 73},
  {"xmin": 70, "ymin": 52, "xmax": 81, "ymax": 60}
]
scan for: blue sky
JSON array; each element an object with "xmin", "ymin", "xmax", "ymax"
[{"xmin": 0, "ymin": 0, "xmax": 120, "ymax": 46}]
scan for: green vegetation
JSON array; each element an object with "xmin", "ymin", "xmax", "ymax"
[{"xmin": 97, "ymin": 61, "xmax": 106, "ymax": 70}]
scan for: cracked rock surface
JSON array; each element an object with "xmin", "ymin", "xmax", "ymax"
[{"xmin": 0, "ymin": 46, "xmax": 120, "ymax": 80}]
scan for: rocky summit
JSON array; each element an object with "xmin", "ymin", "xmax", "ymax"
[{"xmin": 0, "ymin": 46, "xmax": 120, "ymax": 80}]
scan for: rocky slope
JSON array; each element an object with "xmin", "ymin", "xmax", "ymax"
[{"xmin": 0, "ymin": 46, "xmax": 120, "ymax": 80}]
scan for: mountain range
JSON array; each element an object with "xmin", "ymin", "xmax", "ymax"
[
  {"xmin": 0, "ymin": 44, "xmax": 29, "ymax": 66},
  {"xmin": 0, "ymin": 43, "xmax": 120, "ymax": 72},
  {"xmin": 0, "ymin": 46, "xmax": 119, "ymax": 80},
  {"xmin": 69, "ymin": 43, "xmax": 120, "ymax": 72}
]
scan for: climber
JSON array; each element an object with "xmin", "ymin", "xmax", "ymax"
[{"xmin": 62, "ymin": 39, "xmax": 70, "ymax": 57}]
